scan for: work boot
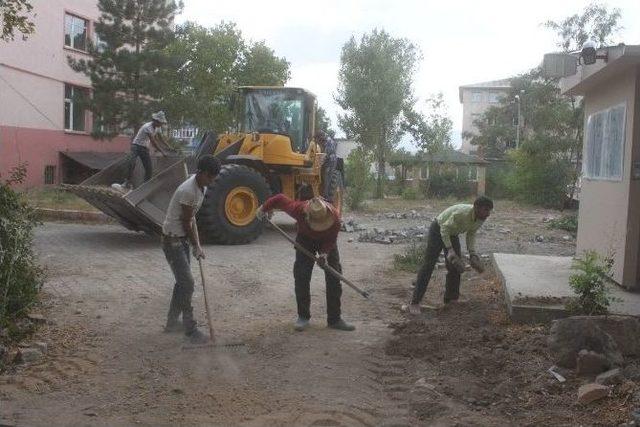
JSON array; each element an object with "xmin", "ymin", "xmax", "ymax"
[
  {"xmin": 186, "ymin": 328, "xmax": 210, "ymax": 344},
  {"xmin": 294, "ymin": 317, "xmax": 310, "ymax": 332},
  {"xmin": 163, "ymin": 319, "xmax": 184, "ymax": 333},
  {"xmin": 328, "ymin": 319, "xmax": 355, "ymax": 331}
]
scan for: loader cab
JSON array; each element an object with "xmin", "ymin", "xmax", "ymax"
[{"xmin": 235, "ymin": 87, "xmax": 316, "ymax": 153}]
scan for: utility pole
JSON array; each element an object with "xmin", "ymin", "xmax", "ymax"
[
  {"xmin": 514, "ymin": 94, "xmax": 521, "ymax": 148},
  {"xmin": 514, "ymin": 90, "xmax": 524, "ymax": 148}
]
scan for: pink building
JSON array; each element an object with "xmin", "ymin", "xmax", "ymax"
[{"xmin": 0, "ymin": 0, "xmax": 129, "ymax": 188}]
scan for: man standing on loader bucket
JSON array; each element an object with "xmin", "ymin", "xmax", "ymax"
[
  {"xmin": 162, "ymin": 155, "xmax": 221, "ymax": 343},
  {"xmin": 404, "ymin": 196, "xmax": 493, "ymax": 315},
  {"xmin": 256, "ymin": 195, "xmax": 355, "ymax": 332},
  {"xmin": 121, "ymin": 111, "xmax": 171, "ymax": 189},
  {"xmin": 315, "ymin": 131, "xmax": 338, "ymax": 203}
]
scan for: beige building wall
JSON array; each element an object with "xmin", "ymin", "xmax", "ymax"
[{"xmin": 576, "ymin": 68, "xmax": 638, "ymax": 288}]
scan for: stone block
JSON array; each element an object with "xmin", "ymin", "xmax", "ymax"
[
  {"xmin": 577, "ymin": 350, "xmax": 610, "ymax": 375},
  {"xmin": 578, "ymin": 383, "xmax": 609, "ymax": 404}
]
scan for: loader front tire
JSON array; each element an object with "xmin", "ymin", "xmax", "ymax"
[{"xmin": 197, "ymin": 164, "xmax": 271, "ymax": 244}]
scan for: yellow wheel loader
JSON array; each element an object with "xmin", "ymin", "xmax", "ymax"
[{"xmin": 62, "ymin": 86, "xmax": 345, "ymax": 244}]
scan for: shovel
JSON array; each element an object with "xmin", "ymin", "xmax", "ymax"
[{"xmin": 267, "ymin": 218, "xmax": 370, "ymax": 299}]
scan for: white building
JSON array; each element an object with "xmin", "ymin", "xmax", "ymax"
[{"xmin": 458, "ymin": 78, "xmax": 511, "ymax": 155}]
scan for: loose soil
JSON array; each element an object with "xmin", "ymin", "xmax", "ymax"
[{"xmin": 1, "ymin": 200, "xmax": 637, "ymax": 426}]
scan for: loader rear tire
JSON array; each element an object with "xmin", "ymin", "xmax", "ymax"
[{"xmin": 196, "ymin": 164, "xmax": 271, "ymax": 244}]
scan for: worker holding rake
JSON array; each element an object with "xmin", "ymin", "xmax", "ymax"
[
  {"xmin": 257, "ymin": 194, "xmax": 355, "ymax": 332},
  {"xmin": 161, "ymin": 155, "xmax": 221, "ymax": 343}
]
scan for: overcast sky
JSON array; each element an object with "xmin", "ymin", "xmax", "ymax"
[{"xmin": 178, "ymin": 0, "xmax": 640, "ymax": 149}]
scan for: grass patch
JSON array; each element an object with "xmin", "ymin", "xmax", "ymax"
[
  {"xmin": 22, "ymin": 187, "xmax": 96, "ymax": 211},
  {"xmin": 547, "ymin": 214, "xmax": 578, "ymax": 235},
  {"xmin": 393, "ymin": 241, "xmax": 426, "ymax": 272}
]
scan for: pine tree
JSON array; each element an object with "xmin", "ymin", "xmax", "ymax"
[{"xmin": 69, "ymin": 0, "xmax": 182, "ymax": 137}]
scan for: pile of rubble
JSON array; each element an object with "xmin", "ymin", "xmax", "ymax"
[
  {"xmin": 357, "ymin": 226, "xmax": 430, "ymax": 244},
  {"xmin": 374, "ymin": 210, "xmax": 430, "ymax": 220},
  {"xmin": 548, "ymin": 316, "xmax": 640, "ymax": 409}
]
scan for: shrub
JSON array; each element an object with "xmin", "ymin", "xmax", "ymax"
[
  {"xmin": 344, "ymin": 147, "xmax": 374, "ymax": 210},
  {"xmin": 401, "ymin": 187, "xmax": 419, "ymax": 200},
  {"xmin": 393, "ymin": 241, "xmax": 426, "ymax": 272},
  {"xmin": 506, "ymin": 142, "xmax": 572, "ymax": 208},
  {"xmin": 423, "ymin": 168, "xmax": 472, "ymax": 199},
  {"xmin": 566, "ymin": 251, "xmax": 615, "ymax": 315},
  {"xmin": 548, "ymin": 214, "xmax": 578, "ymax": 235},
  {"xmin": 485, "ymin": 161, "xmax": 513, "ymax": 199},
  {"xmin": 0, "ymin": 165, "xmax": 44, "ymax": 329}
]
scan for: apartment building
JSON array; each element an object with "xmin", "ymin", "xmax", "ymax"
[
  {"xmin": 0, "ymin": 0, "xmax": 128, "ymax": 188},
  {"xmin": 458, "ymin": 78, "xmax": 511, "ymax": 155}
]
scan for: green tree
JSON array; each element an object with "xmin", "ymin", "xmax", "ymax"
[
  {"xmin": 1, "ymin": 0, "xmax": 34, "ymax": 41},
  {"xmin": 404, "ymin": 92, "xmax": 453, "ymax": 154},
  {"xmin": 315, "ymin": 106, "xmax": 335, "ymax": 138},
  {"xmin": 336, "ymin": 29, "xmax": 421, "ymax": 199},
  {"xmin": 544, "ymin": 2, "xmax": 621, "ymax": 52},
  {"xmin": 161, "ymin": 21, "xmax": 289, "ymax": 132},
  {"xmin": 235, "ymin": 41, "xmax": 289, "ymax": 86},
  {"xmin": 466, "ymin": 3, "xmax": 621, "ymax": 206},
  {"xmin": 69, "ymin": 0, "xmax": 183, "ymax": 137}
]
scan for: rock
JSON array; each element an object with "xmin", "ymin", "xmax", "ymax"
[
  {"xmin": 15, "ymin": 347, "xmax": 43, "ymax": 364},
  {"xmin": 577, "ymin": 350, "xmax": 610, "ymax": 375},
  {"xmin": 27, "ymin": 313, "xmax": 46, "ymax": 323},
  {"xmin": 374, "ymin": 236, "xmax": 392, "ymax": 244},
  {"xmin": 596, "ymin": 368, "xmax": 624, "ymax": 386},
  {"xmin": 347, "ymin": 238, "xmax": 353, "ymax": 243},
  {"xmin": 549, "ymin": 317, "xmax": 625, "ymax": 368},
  {"xmin": 498, "ymin": 228, "xmax": 512, "ymax": 234},
  {"xmin": 535, "ymin": 235, "xmax": 545, "ymax": 242},
  {"xmin": 32, "ymin": 341, "xmax": 48, "ymax": 353},
  {"xmin": 577, "ymin": 383, "xmax": 609, "ymax": 404},
  {"xmin": 562, "ymin": 235, "xmax": 572, "ymax": 241}
]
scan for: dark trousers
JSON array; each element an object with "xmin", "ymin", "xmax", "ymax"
[
  {"xmin": 411, "ymin": 220, "xmax": 462, "ymax": 304},
  {"xmin": 321, "ymin": 155, "xmax": 337, "ymax": 202},
  {"xmin": 162, "ymin": 236, "xmax": 196, "ymax": 334},
  {"xmin": 293, "ymin": 235, "xmax": 343, "ymax": 324},
  {"xmin": 127, "ymin": 144, "xmax": 153, "ymax": 184}
]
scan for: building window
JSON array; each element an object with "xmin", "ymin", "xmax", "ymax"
[
  {"xmin": 488, "ymin": 92, "xmax": 500, "ymax": 104},
  {"xmin": 44, "ymin": 165, "xmax": 56, "ymax": 184},
  {"xmin": 65, "ymin": 13, "xmax": 88, "ymax": 51},
  {"xmin": 64, "ymin": 84, "xmax": 87, "ymax": 132},
  {"xmin": 585, "ymin": 103, "xmax": 626, "ymax": 181},
  {"xmin": 471, "ymin": 92, "xmax": 482, "ymax": 103}
]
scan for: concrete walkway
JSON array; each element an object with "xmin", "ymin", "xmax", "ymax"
[{"xmin": 493, "ymin": 253, "xmax": 640, "ymax": 323}]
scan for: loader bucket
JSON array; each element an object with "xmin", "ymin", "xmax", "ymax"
[{"xmin": 61, "ymin": 154, "xmax": 189, "ymax": 234}]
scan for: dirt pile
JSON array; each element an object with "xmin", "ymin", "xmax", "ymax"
[{"xmin": 382, "ymin": 274, "xmax": 640, "ymax": 426}]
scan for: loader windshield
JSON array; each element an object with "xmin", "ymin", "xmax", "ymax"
[{"xmin": 241, "ymin": 89, "xmax": 307, "ymax": 152}]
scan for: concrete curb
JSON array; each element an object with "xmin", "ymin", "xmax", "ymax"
[
  {"xmin": 491, "ymin": 253, "xmax": 568, "ymax": 324},
  {"xmin": 35, "ymin": 208, "xmax": 113, "ymax": 224}
]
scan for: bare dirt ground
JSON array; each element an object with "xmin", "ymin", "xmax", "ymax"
[{"xmin": 1, "ymin": 200, "xmax": 637, "ymax": 426}]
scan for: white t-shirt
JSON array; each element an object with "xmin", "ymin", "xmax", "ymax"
[
  {"xmin": 132, "ymin": 122, "xmax": 160, "ymax": 149},
  {"xmin": 162, "ymin": 175, "xmax": 206, "ymax": 237}
]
